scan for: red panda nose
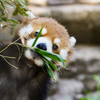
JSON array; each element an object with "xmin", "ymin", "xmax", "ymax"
[{"xmin": 36, "ymin": 43, "xmax": 47, "ymax": 51}]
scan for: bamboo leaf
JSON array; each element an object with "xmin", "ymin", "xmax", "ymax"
[
  {"xmin": 19, "ymin": 9, "xmax": 28, "ymax": 16},
  {"xmin": 42, "ymin": 55, "xmax": 58, "ymax": 71},
  {"xmin": 45, "ymin": 62, "xmax": 55, "ymax": 80},
  {"xmin": 17, "ymin": 0, "xmax": 29, "ymax": 10},
  {"xmin": 1, "ymin": 17, "xmax": 7, "ymax": 22},
  {"xmin": 0, "ymin": 1, "xmax": 5, "ymax": 9},
  {"xmin": 32, "ymin": 27, "xmax": 43, "ymax": 47},
  {"xmin": 34, "ymin": 48, "xmax": 66, "ymax": 68},
  {"xmin": 34, "ymin": 48, "xmax": 66, "ymax": 62},
  {"xmin": 13, "ymin": 6, "xmax": 19, "ymax": 16},
  {"xmin": 8, "ymin": 19, "xmax": 19, "ymax": 24},
  {"xmin": 2, "ymin": 25, "xmax": 7, "ymax": 28}
]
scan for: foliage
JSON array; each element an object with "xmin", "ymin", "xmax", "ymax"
[
  {"xmin": 0, "ymin": 0, "xmax": 29, "ymax": 69},
  {"xmin": 0, "ymin": 0, "xmax": 29, "ymax": 35}
]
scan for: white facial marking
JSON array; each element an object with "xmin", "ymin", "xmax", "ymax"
[
  {"xmin": 42, "ymin": 28, "xmax": 47, "ymax": 35},
  {"xmin": 34, "ymin": 59, "xmax": 44, "ymax": 66},
  {"xmin": 27, "ymin": 37, "xmax": 52, "ymax": 53},
  {"xmin": 36, "ymin": 28, "xmax": 47, "ymax": 35},
  {"xmin": 70, "ymin": 36, "xmax": 76, "ymax": 47},
  {"xmin": 54, "ymin": 38, "xmax": 61, "ymax": 44},
  {"xmin": 19, "ymin": 24, "xmax": 34, "ymax": 44},
  {"xmin": 25, "ymin": 49, "xmax": 33, "ymax": 59},
  {"xmin": 26, "ymin": 39, "xmax": 35, "ymax": 47},
  {"xmin": 26, "ymin": 11, "xmax": 36, "ymax": 19},
  {"xmin": 60, "ymin": 49, "xmax": 68, "ymax": 60},
  {"xmin": 19, "ymin": 24, "xmax": 33, "ymax": 37}
]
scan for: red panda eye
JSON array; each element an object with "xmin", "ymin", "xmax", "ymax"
[
  {"xmin": 53, "ymin": 45, "xmax": 58, "ymax": 50},
  {"xmin": 35, "ymin": 32, "xmax": 39, "ymax": 36}
]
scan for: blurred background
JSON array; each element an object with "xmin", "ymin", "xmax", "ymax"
[{"xmin": 0, "ymin": 0, "xmax": 100, "ymax": 100}]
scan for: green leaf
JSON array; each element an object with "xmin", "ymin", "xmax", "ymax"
[
  {"xmin": 42, "ymin": 55, "xmax": 58, "ymax": 71},
  {"xmin": 2, "ymin": 25, "xmax": 7, "ymax": 28},
  {"xmin": 34, "ymin": 48, "xmax": 66, "ymax": 68},
  {"xmin": 1, "ymin": 17, "xmax": 7, "ymax": 22},
  {"xmin": 13, "ymin": 9, "xmax": 19, "ymax": 16},
  {"xmin": 19, "ymin": 9, "xmax": 28, "ymax": 16},
  {"xmin": 0, "ymin": 1, "xmax": 5, "ymax": 9},
  {"xmin": 13, "ymin": 5, "xmax": 19, "ymax": 16},
  {"xmin": 32, "ymin": 27, "xmax": 43, "ymax": 47},
  {"xmin": 17, "ymin": 0, "xmax": 29, "ymax": 10},
  {"xmin": 34, "ymin": 48, "xmax": 66, "ymax": 62},
  {"xmin": 8, "ymin": 19, "xmax": 19, "ymax": 24},
  {"xmin": 45, "ymin": 62, "xmax": 55, "ymax": 80}
]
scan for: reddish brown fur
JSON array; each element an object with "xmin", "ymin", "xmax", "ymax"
[{"xmin": 18, "ymin": 17, "xmax": 71, "ymax": 58}]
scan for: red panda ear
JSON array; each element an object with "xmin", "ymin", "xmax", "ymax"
[
  {"xmin": 69, "ymin": 36, "xmax": 76, "ymax": 47},
  {"xmin": 26, "ymin": 11, "xmax": 36, "ymax": 19},
  {"xmin": 22, "ymin": 11, "xmax": 38, "ymax": 25}
]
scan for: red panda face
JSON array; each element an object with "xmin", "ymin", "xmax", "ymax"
[{"xmin": 18, "ymin": 17, "xmax": 76, "ymax": 68}]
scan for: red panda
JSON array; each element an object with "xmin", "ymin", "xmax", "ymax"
[{"xmin": 0, "ymin": 11, "xmax": 76, "ymax": 100}]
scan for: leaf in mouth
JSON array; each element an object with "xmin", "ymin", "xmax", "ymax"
[
  {"xmin": 34, "ymin": 48, "xmax": 66, "ymax": 68},
  {"xmin": 31, "ymin": 27, "xmax": 67, "ymax": 80}
]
